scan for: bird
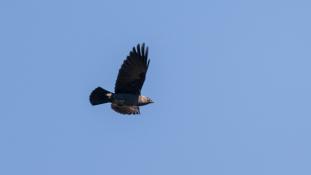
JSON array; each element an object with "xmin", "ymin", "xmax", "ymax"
[{"xmin": 89, "ymin": 43, "xmax": 153, "ymax": 115}]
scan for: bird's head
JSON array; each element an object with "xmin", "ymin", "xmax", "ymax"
[
  {"xmin": 147, "ymin": 97, "xmax": 154, "ymax": 104},
  {"xmin": 139, "ymin": 96, "xmax": 154, "ymax": 105}
]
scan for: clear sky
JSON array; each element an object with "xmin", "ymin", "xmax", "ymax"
[{"xmin": 1, "ymin": 0, "xmax": 311, "ymax": 174}]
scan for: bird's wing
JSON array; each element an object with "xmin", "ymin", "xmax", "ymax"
[
  {"xmin": 114, "ymin": 43, "xmax": 150, "ymax": 95},
  {"xmin": 111, "ymin": 104, "xmax": 140, "ymax": 115}
]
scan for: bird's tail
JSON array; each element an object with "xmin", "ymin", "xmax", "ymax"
[{"xmin": 89, "ymin": 87, "xmax": 113, "ymax": 105}]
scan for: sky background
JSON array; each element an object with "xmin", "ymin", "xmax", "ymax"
[{"xmin": 1, "ymin": 0, "xmax": 311, "ymax": 174}]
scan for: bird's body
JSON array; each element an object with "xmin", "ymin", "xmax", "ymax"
[
  {"xmin": 112, "ymin": 93, "xmax": 151, "ymax": 106},
  {"xmin": 89, "ymin": 43, "xmax": 153, "ymax": 115}
]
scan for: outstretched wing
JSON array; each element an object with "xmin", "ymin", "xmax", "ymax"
[
  {"xmin": 114, "ymin": 43, "xmax": 150, "ymax": 95},
  {"xmin": 111, "ymin": 104, "xmax": 140, "ymax": 115}
]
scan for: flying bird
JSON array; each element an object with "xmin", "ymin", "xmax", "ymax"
[{"xmin": 89, "ymin": 43, "xmax": 153, "ymax": 115}]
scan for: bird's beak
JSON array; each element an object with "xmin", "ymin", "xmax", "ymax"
[{"xmin": 150, "ymin": 100, "xmax": 154, "ymax": 103}]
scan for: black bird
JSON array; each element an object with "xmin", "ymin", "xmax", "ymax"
[{"xmin": 89, "ymin": 43, "xmax": 153, "ymax": 115}]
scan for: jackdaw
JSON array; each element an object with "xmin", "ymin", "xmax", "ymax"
[{"xmin": 89, "ymin": 43, "xmax": 153, "ymax": 115}]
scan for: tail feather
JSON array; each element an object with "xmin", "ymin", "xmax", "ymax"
[{"xmin": 89, "ymin": 87, "xmax": 112, "ymax": 105}]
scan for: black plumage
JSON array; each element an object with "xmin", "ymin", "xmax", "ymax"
[
  {"xmin": 115, "ymin": 44, "xmax": 150, "ymax": 95},
  {"xmin": 89, "ymin": 43, "xmax": 153, "ymax": 115}
]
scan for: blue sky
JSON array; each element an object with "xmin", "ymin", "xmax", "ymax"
[{"xmin": 1, "ymin": 0, "xmax": 311, "ymax": 174}]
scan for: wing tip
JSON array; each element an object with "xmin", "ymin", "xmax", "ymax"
[{"xmin": 131, "ymin": 43, "xmax": 149, "ymax": 64}]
